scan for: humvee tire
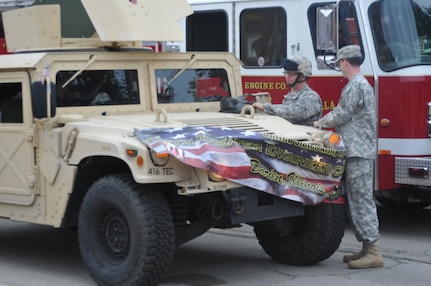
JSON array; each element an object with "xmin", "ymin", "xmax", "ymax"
[
  {"xmin": 78, "ymin": 174, "xmax": 175, "ymax": 286},
  {"xmin": 254, "ymin": 204, "xmax": 346, "ymax": 265}
]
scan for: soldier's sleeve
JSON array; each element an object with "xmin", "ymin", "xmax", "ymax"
[
  {"xmin": 264, "ymin": 91, "xmax": 321, "ymax": 123},
  {"xmin": 320, "ymin": 83, "xmax": 362, "ymax": 128}
]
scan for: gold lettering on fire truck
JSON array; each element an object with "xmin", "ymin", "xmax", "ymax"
[
  {"xmin": 244, "ymin": 81, "xmax": 286, "ymax": 90},
  {"xmin": 323, "ymin": 100, "xmax": 336, "ymax": 111}
]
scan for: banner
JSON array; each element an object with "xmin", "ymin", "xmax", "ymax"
[{"xmin": 136, "ymin": 126, "xmax": 345, "ymax": 204}]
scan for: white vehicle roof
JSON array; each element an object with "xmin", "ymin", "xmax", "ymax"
[{"xmin": 0, "ymin": 52, "xmax": 45, "ymax": 69}]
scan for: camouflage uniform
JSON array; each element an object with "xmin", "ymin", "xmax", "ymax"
[
  {"xmin": 263, "ymin": 85, "xmax": 322, "ymax": 126},
  {"xmin": 318, "ymin": 69, "xmax": 379, "ymax": 243}
]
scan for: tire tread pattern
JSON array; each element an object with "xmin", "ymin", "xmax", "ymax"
[
  {"xmin": 78, "ymin": 174, "xmax": 174, "ymax": 286},
  {"xmin": 255, "ymin": 204, "xmax": 346, "ymax": 265}
]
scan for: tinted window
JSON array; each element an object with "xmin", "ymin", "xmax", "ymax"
[
  {"xmin": 155, "ymin": 68, "xmax": 230, "ymax": 104},
  {"xmin": 0, "ymin": 82, "xmax": 22, "ymax": 123},
  {"xmin": 56, "ymin": 70, "xmax": 139, "ymax": 107},
  {"xmin": 240, "ymin": 7, "xmax": 287, "ymax": 67},
  {"xmin": 186, "ymin": 11, "xmax": 228, "ymax": 52}
]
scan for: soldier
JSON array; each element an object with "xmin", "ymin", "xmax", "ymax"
[
  {"xmin": 314, "ymin": 45, "xmax": 383, "ymax": 269},
  {"xmin": 252, "ymin": 55, "xmax": 322, "ymax": 126}
]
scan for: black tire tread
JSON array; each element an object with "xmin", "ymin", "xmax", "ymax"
[
  {"xmin": 255, "ymin": 204, "xmax": 346, "ymax": 265},
  {"xmin": 78, "ymin": 174, "xmax": 174, "ymax": 286}
]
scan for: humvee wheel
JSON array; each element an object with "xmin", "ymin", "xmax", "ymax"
[
  {"xmin": 78, "ymin": 174, "xmax": 175, "ymax": 286},
  {"xmin": 254, "ymin": 204, "xmax": 346, "ymax": 265}
]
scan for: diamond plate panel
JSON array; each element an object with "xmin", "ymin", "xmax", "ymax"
[{"xmin": 395, "ymin": 157, "xmax": 431, "ymax": 186}]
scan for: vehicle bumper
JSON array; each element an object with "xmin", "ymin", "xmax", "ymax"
[{"xmin": 395, "ymin": 157, "xmax": 431, "ymax": 186}]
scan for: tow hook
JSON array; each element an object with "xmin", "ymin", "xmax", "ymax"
[{"xmin": 230, "ymin": 192, "xmax": 246, "ymax": 214}]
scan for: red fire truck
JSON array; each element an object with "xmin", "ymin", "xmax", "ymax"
[{"xmin": 177, "ymin": 0, "xmax": 431, "ymax": 208}]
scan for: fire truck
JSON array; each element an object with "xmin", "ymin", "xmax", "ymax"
[{"xmin": 177, "ymin": 0, "xmax": 431, "ymax": 209}]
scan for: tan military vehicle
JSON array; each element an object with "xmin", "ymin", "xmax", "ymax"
[{"xmin": 0, "ymin": 1, "xmax": 346, "ymax": 285}]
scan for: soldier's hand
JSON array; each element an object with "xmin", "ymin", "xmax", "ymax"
[{"xmin": 252, "ymin": 102, "xmax": 264, "ymax": 111}]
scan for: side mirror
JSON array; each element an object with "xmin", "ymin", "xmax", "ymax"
[
  {"xmin": 316, "ymin": 5, "xmax": 337, "ymax": 52},
  {"xmin": 31, "ymin": 80, "xmax": 56, "ymax": 119}
]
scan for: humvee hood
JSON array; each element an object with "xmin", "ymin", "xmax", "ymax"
[{"xmin": 60, "ymin": 111, "xmax": 324, "ymax": 141}]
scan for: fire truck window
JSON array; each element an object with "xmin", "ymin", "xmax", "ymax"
[
  {"xmin": 186, "ymin": 11, "xmax": 228, "ymax": 52},
  {"xmin": 369, "ymin": 0, "xmax": 431, "ymax": 71},
  {"xmin": 339, "ymin": 2, "xmax": 362, "ymax": 49},
  {"xmin": 56, "ymin": 70, "xmax": 140, "ymax": 107},
  {"xmin": 0, "ymin": 83, "xmax": 23, "ymax": 123},
  {"xmin": 240, "ymin": 7, "xmax": 287, "ymax": 67},
  {"xmin": 155, "ymin": 68, "xmax": 230, "ymax": 104}
]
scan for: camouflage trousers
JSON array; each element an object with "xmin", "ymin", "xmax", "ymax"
[{"xmin": 345, "ymin": 157, "xmax": 380, "ymax": 242}]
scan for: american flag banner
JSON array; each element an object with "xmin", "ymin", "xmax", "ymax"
[{"xmin": 136, "ymin": 126, "xmax": 346, "ymax": 204}]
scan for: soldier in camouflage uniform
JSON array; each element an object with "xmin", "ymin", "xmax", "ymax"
[
  {"xmin": 252, "ymin": 55, "xmax": 322, "ymax": 126},
  {"xmin": 314, "ymin": 45, "xmax": 383, "ymax": 269}
]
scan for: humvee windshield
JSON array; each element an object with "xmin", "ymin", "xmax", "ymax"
[
  {"xmin": 56, "ymin": 68, "xmax": 231, "ymax": 107},
  {"xmin": 155, "ymin": 68, "xmax": 230, "ymax": 104},
  {"xmin": 56, "ymin": 70, "xmax": 140, "ymax": 107}
]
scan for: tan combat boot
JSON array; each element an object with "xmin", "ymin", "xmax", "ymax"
[
  {"xmin": 348, "ymin": 240, "xmax": 384, "ymax": 269},
  {"xmin": 343, "ymin": 241, "xmax": 367, "ymax": 263}
]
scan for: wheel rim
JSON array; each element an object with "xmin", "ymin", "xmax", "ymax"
[{"xmin": 99, "ymin": 210, "xmax": 131, "ymax": 261}]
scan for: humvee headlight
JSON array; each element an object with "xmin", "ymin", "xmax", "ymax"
[
  {"xmin": 208, "ymin": 171, "xmax": 225, "ymax": 182},
  {"xmin": 149, "ymin": 150, "xmax": 169, "ymax": 166}
]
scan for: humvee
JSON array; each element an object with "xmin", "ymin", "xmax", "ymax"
[{"xmin": 0, "ymin": 1, "xmax": 346, "ymax": 285}]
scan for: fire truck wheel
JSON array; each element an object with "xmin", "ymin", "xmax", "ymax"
[
  {"xmin": 254, "ymin": 203, "xmax": 346, "ymax": 265},
  {"xmin": 78, "ymin": 174, "xmax": 175, "ymax": 286}
]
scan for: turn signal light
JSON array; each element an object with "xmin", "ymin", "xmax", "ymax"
[
  {"xmin": 137, "ymin": 156, "xmax": 144, "ymax": 166},
  {"xmin": 328, "ymin": 133, "xmax": 340, "ymax": 146},
  {"xmin": 380, "ymin": 118, "xmax": 390, "ymax": 127},
  {"xmin": 323, "ymin": 132, "xmax": 342, "ymax": 149},
  {"xmin": 126, "ymin": 148, "xmax": 138, "ymax": 157},
  {"xmin": 379, "ymin": 150, "xmax": 391, "ymax": 155}
]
